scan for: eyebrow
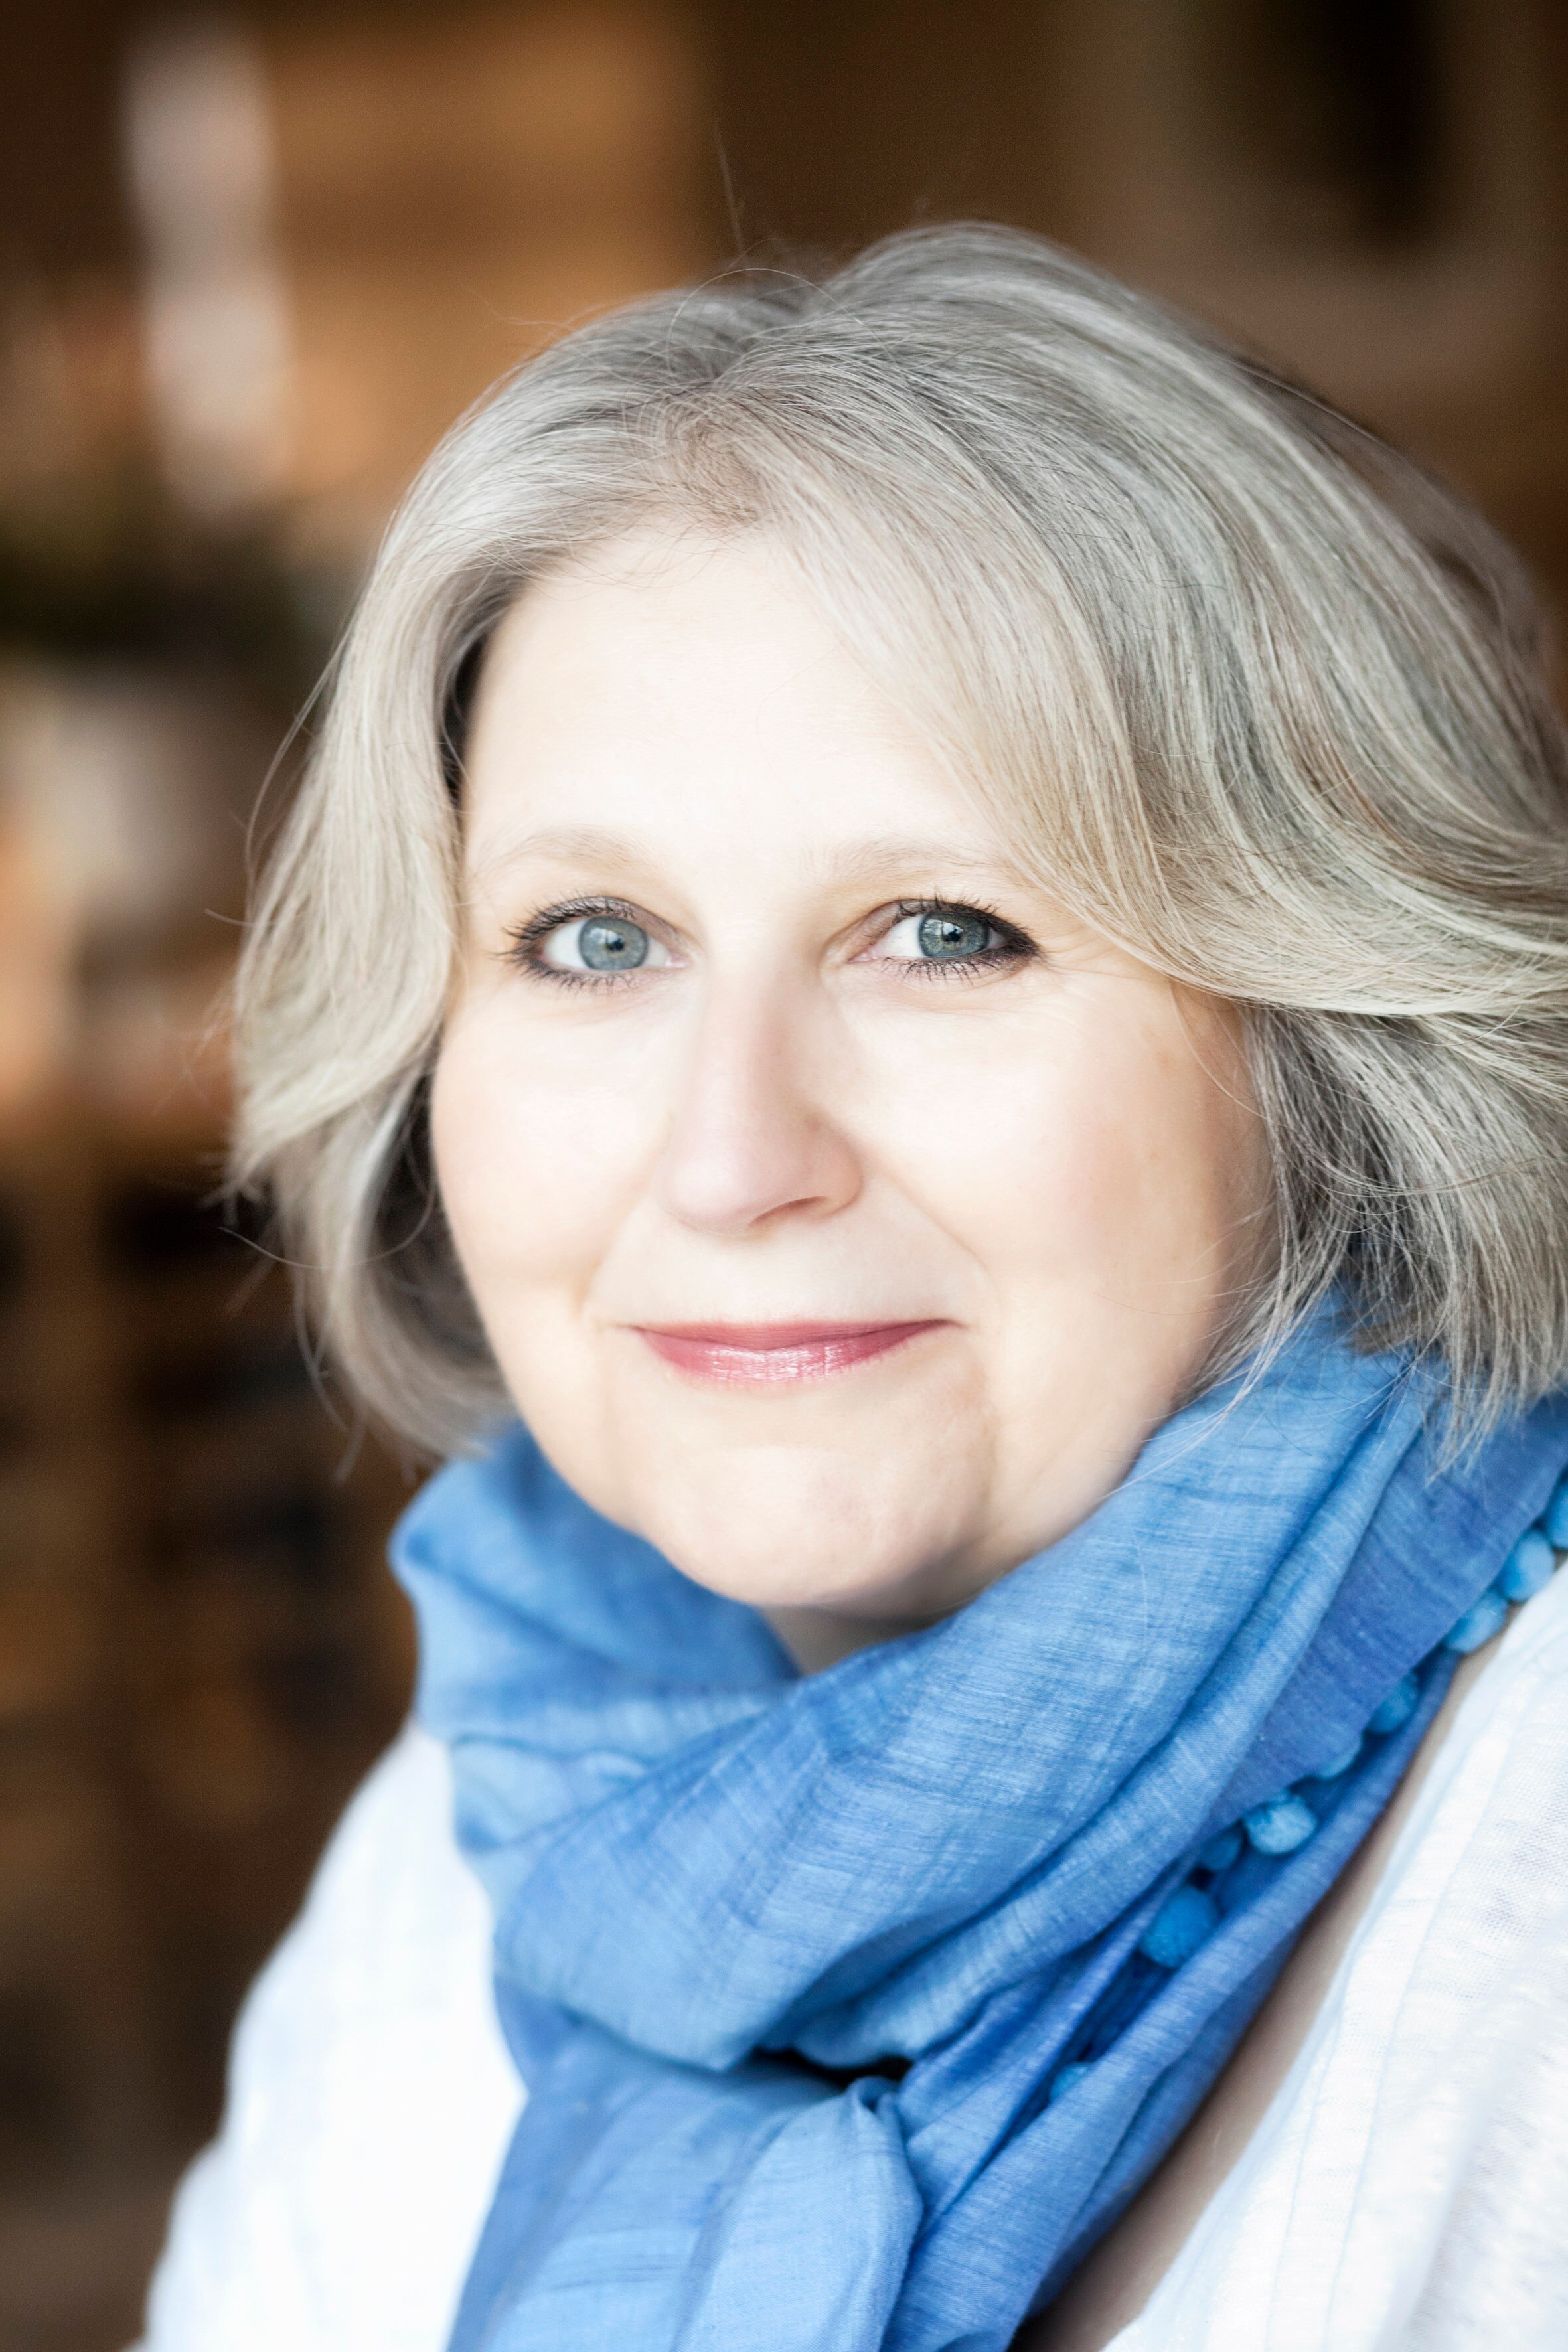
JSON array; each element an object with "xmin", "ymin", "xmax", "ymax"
[
  {"xmin": 815, "ymin": 834, "xmax": 1037, "ymax": 890},
  {"xmin": 472, "ymin": 824, "xmax": 1038, "ymax": 893},
  {"xmin": 471, "ymin": 824, "xmax": 659, "ymax": 881}
]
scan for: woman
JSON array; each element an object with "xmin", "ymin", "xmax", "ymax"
[{"xmin": 141, "ymin": 227, "xmax": 1568, "ymax": 2351}]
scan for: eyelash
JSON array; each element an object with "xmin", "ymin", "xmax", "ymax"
[
  {"xmin": 502, "ymin": 895, "xmax": 1038, "ymax": 987},
  {"xmin": 504, "ymin": 896, "xmax": 652, "ymax": 990},
  {"xmin": 880, "ymin": 898, "xmax": 1036, "ymax": 980}
]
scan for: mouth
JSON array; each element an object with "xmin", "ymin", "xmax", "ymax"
[{"xmin": 632, "ymin": 1320, "xmax": 947, "ymax": 1385}]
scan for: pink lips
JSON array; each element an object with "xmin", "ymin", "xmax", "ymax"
[{"xmin": 635, "ymin": 1320, "xmax": 944, "ymax": 1385}]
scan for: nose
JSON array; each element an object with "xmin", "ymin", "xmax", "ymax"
[{"xmin": 654, "ymin": 976, "xmax": 863, "ymax": 1236}]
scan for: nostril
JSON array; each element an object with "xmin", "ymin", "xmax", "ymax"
[
  {"xmin": 656, "ymin": 1059, "xmax": 862, "ymax": 1235},
  {"xmin": 659, "ymin": 1142, "xmax": 850, "ymax": 1235}
]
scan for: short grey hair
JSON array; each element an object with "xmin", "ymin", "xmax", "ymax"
[{"xmin": 233, "ymin": 224, "xmax": 1568, "ymax": 1455}]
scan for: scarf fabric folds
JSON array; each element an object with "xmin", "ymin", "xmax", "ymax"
[{"xmin": 394, "ymin": 1322, "xmax": 1568, "ymax": 2352}]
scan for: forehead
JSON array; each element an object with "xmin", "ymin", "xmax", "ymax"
[{"xmin": 460, "ymin": 528, "xmax": 1004, "ymax": 871}]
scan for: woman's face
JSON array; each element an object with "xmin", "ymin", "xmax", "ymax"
[{"xmin": 433, "ymin": 529, "xmax": 1267, "ymax": 1661}]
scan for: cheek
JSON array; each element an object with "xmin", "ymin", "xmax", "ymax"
[
  {"xmin": 430, "ymin": 996, "xmax": 663, "ymax": 1306},
  {"xmin": 1028, "ymin": 1017, "xmax": 1235, "ymax": 1287},
  {"xmin": 866, "ymin": 986, "xmax": 1247, "ymax": 1309}
]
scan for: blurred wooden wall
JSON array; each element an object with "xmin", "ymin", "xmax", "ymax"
[{"xmin": 692, "ymin": 0, "xmax": 1568, "ymax": 599}]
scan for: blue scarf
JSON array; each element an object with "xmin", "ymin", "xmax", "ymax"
[{"xmin": 394, "ymin": 1320, "xmax": 1568, "ymax": 2352}]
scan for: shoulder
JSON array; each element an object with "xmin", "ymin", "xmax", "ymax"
[
  {"xmin": 1114, "ymin": 1568, "xmax": 1568, "ymax": 2350},
  {"xmin": 137, "ymin": 1724, "xmax": 523, "ymax": 2352}
]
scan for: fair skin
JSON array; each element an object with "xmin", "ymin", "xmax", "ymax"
[{"xmin": 431, "ymin": 524, "xmax": 1268, "ymax": 1668}]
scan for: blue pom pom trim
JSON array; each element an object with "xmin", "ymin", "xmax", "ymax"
[
  {"xmin": 1140, "ymin": 1884, "xmax": 1221, "ymax": 1969},
  {"xmin": 1044, "ymin": 1478, "xmax": 1565, "ymax": 2106}
]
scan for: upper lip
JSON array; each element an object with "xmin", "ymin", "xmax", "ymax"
[{"xmin": 631, "ymin": 1320, "xmax": 943, "ymax": 1347}]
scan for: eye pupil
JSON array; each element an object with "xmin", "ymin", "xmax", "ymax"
[
  {"xmin": 579, "ymin": 917, "xmax": 649, "ymax": 971},
  {"xmin": 917, "ymin": 910, "xmax": 990, "ymax": 960}
]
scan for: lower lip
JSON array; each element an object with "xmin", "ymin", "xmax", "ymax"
[{"xmin": 634, "ymin": 1321, "xmax": 944, "ymax": 1385}]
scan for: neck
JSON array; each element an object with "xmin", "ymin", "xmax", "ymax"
[{"xmin": 763, "ymin": 1601, "xmax": 943, "ymax": 1674}]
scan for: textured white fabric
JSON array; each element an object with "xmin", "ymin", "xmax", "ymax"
[
  {"xmin": 1111, "ymin": 1559, "xmax": 1568, "ymax": 2352},
  {"xmin": 136, "ymin": 1720, "xmax": 522, "ymax": 2352},
  {"xmin": 137, "ymin": 1569, "xmax": 1568, "ymax": 2352}
]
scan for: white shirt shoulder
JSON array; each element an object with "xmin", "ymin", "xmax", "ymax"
[{"xmin": 136, "ymin": 1722, "xmax": 522, "ymax": 2352}]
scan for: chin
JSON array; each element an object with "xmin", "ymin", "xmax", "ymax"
[{"xmin": 628, "ymin": 1451, "xmax": 973, "ymax": 1617}]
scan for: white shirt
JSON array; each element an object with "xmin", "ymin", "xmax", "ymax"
[{"xmin": 137, "ymin": 1565, "xmax": 1568, "ymax": 2352}]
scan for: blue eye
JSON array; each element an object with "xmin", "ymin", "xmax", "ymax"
[
  {"xmin": 528, "ymin": 906, "xmax": 667, "ymax": 976},
  {"xmin": 916, "ymin": 910, "xmax": 992, "ymax": 960},
  {"xmin": 880, "ymin": 903, "xmax": 1018, "ymax": 965},
  {"xmin": 577, "ymin": 916, "xmax": 649, "ymax": 971}
]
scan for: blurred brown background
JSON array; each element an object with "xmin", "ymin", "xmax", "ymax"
[{"xmin": 1, "ymin": 3, "xmax": 1565, "ymax": 2344}]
